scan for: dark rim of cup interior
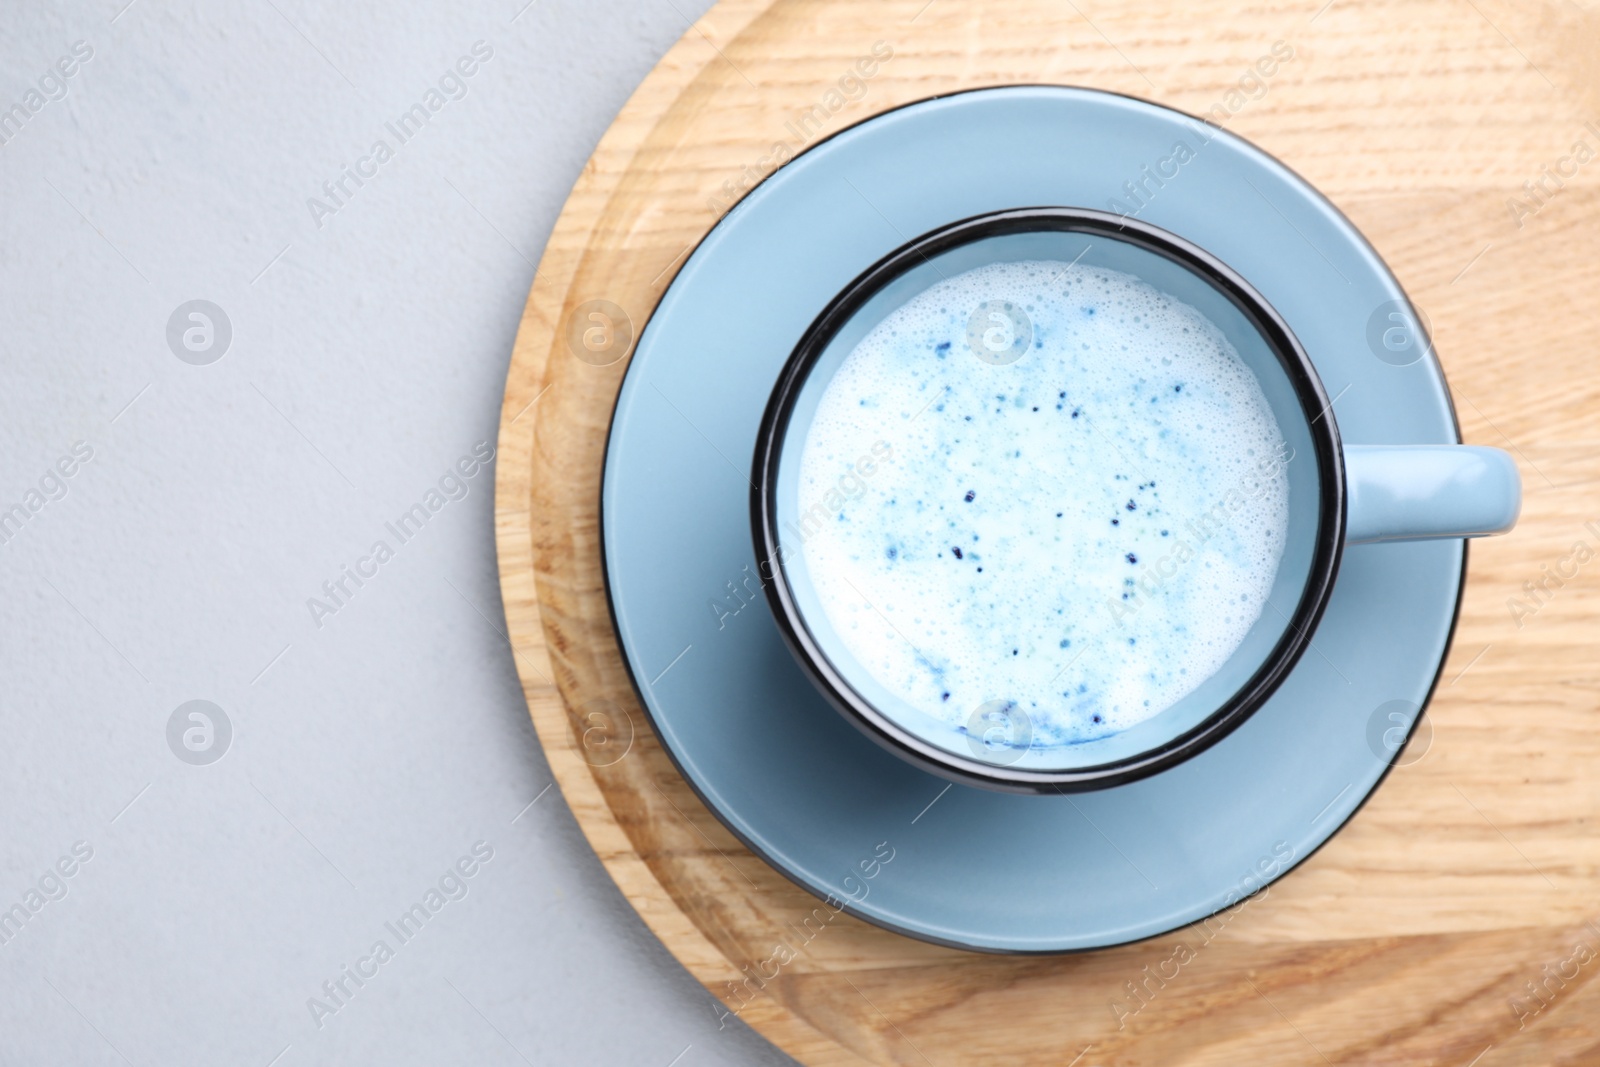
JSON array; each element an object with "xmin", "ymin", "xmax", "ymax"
[{"xmin": 751, "ymin": 207, "xmax": 1346, "ymax": 794}]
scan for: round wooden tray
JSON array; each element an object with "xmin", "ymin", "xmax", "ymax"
[{"xmin": 493, "ymin": 2, "xmax": 1600, "ymax": 1061}]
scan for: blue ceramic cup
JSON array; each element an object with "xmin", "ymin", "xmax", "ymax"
[{"xmin": 753, "ymin": 208, "xmax": 1519, "ymax": 793}]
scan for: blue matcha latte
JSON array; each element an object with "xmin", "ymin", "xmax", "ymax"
[{"xmin": 796, "ymin": 260, "xmax": 1290, "ymax": 747}]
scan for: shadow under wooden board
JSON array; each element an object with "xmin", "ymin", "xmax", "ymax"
[{"xmin": 493, "ymin": 1, "xmax": 1600, "ymax": 1062}]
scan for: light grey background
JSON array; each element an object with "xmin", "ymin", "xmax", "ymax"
[{"xmin": 0, "ymin": 1, "xmax": 796, "ymax": 1064}]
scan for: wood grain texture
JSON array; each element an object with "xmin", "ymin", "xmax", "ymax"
[{"xmin": 493, "ymin": 1, "xmax": 1600, "ymax": 1062}]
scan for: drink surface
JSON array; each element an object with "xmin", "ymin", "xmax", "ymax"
[{"xmin": 795, "ymin": 259, "xmax": 1290, "ymax": 747}]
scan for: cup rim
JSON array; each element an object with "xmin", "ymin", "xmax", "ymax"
[{"xmin": 751, "ymin": 206, "xmax": 1347, "ymax": 793}]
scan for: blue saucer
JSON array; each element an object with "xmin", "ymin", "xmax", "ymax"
[{"xmin": 602, "ymin": 87, "xmax": 1461, "ymax": 952}]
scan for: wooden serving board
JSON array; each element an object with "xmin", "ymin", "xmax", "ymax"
[{"xmin": 493, "ymin": 1, "xmax": 1600, "ymax": 1062}]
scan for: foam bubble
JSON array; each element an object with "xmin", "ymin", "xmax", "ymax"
[{"xmin": 795, "ymin": 260, "xmax": 1290, "ymax": 747}]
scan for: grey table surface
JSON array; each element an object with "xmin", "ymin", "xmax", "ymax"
[{"xmin": 0, "ymin": 1, "xmax": 796, "ymax": 1063}]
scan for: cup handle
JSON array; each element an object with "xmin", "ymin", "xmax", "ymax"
[{"xmin": 1343, "ymin": 445, "xmax": 1521, "ymax": 545}]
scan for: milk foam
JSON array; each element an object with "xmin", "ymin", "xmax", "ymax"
[{"xmin": 795, "ymin": 260, "xmax": 1290, "ymax": 747}]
